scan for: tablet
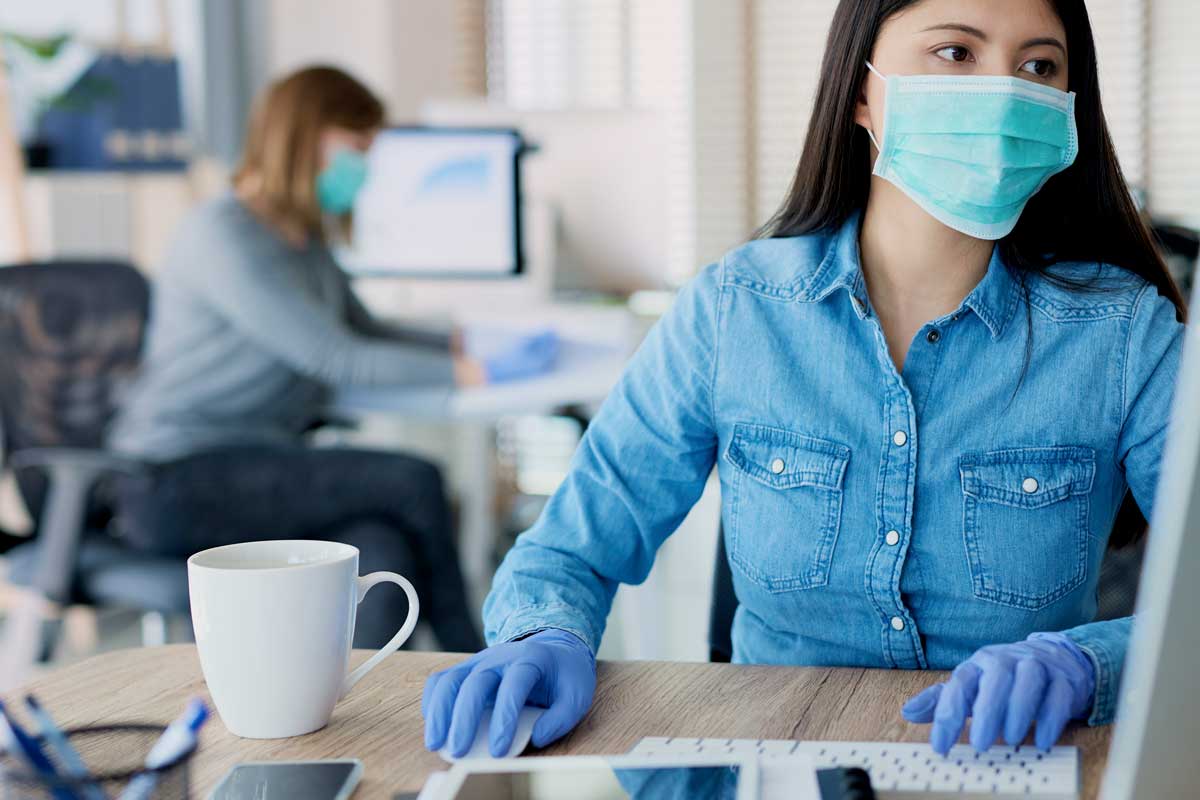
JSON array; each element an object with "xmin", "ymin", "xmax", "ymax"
[{"xmin": 437, "ymin": 753, "xmax": 758, "ymax": 800}]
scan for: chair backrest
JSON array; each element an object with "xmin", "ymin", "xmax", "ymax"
[
  {"xmin": 0, "ymin": 261, "xmax": 149, "ymax": 514},
  {"xmin": 709, "ymin": 530, "xmax": 737, "ymax": 663},
  {"xmin": 1151, "ymin": 222, "xmax": 1200, "ymax": 294}
]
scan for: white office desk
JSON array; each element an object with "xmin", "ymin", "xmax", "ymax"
[
  {"xmin": 333, "ymin": 339, "xmax": 628, "ymax": 420},
  {"xmin": 329, "ymin": 304, "xmax": 638, "ymax": 612}
]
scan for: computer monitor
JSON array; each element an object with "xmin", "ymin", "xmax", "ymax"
[
  {"xmin": 1101, "ymin": 296, "xmax": 1200, "ymax": 797},
  {"xmin": 341, "ymin": 126, "xmax": 525, "ymax": 278}
]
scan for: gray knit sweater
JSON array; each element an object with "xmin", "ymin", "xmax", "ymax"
[{"xmin": 108, "ymin": 193, "xmax": 454, "ymax": 461}]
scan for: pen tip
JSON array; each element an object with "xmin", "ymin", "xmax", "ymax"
[
  {"xmin": 184, "ymin": 697, "xmax": 209, "ymax": 730},
  {"xmin": 24, "ymin": 695, "xmax": 40, "ymax": 711}
]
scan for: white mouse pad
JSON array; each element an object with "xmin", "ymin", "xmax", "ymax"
[{"xmin": 438, "ymin": 707, "xmax": 545, "ymax": 763}]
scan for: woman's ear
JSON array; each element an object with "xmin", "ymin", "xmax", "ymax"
[{"xmin": 854, "ymin": 76, "xmax": 876, "ymax": 140}]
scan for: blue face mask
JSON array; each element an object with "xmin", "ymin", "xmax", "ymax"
[
  {"xmin": 315, "ymin": 148, "xmax": 368, "ymax": 215},
  {"xmin": 864, "ymin": 61, "xmax": 1078, "ymax": 240}
]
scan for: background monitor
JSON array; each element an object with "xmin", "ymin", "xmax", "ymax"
[{"xmin": 342, "ymin": 126, "xmax": 524, "ymax": 278}]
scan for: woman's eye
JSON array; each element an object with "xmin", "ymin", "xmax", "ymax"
[
  {"xmin": 934, "ymin": 45, "xmax": 973, "ymax": 63},
  {"xmin": 1020, "ymin": 59, "xmax": 1058, "ymax": 78}
]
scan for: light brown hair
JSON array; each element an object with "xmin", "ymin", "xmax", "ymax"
[{"xmin": 234, "ymin": 65, "xmax": 385, "ymax": 239}]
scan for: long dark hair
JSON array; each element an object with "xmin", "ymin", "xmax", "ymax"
[
  {"xmin": 761, "ymin": 0, "xmax": 1185, "ymax": 323},
  {"xmin": 761, "ymin": 0, "xmax": 1184, "ymax": 547}
]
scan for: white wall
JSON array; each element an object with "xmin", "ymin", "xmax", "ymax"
[{"xmin": 264, "ymin": 0, "xmax": 463, "ymax": 122}]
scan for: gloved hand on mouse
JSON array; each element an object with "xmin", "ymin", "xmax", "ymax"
[
  {"xmin": 423, "ymin": 629, "xmax": 596, "ymax": 758},
  {"xmin": 901, "ymin": 632, "xmax": 1096, "ymax": 754}
]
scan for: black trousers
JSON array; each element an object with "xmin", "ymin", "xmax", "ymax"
[{"xmin": 113, "ymin": 445, "xmax": 483, "ymax": 652}]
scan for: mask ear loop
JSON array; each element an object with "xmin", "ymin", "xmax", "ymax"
[
  {"xmin": 864, "ymin": 61, "xmax": 886, "ymax": 151},
  {"xmin": 867, "ymin": 126, "xmax": 881, "ymax": 151}
]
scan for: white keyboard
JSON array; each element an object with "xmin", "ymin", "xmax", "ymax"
[{"xmin": 631, "ymin": 737, "xmax": 1079, "ymax": 799}]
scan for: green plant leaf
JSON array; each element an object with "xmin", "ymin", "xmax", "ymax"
[{"xmin": 2, "ymin": 31, "xmax": 72, "ymax": 60}]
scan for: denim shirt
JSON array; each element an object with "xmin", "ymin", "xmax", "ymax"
[{"xmin": 483, "ymin": 213, "xmax": 1183, "ymax": 726}]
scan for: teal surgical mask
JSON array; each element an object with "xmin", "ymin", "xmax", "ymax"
[
  {"xmin": 864, "ymin": 61, "xmax": 1078, "ymax": 240},
  {"xmin": 315, "ymin": 148, "xmax": 368, "ymax": 215}
]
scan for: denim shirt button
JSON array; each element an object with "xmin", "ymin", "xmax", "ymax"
[
  {"xmin": 926, "ymin": 329, "xmax": 941, "ymax": 343},
  {"xmin": 1022, "ymin": 477, "xmax": 1039, "ymax": 493},
  {"xmin": 885, "ymin": 530, "xmax": 900, "ymax": 546},
  {"xmin": 770, "ymin": 458, "xmax": 786, "ymax": 475},
  {"xmin": 890, "ymin": 616, "xmax": 905, "ymax": 631},
  {"xmin": 892, "ymin": 430, "xmax": 908, "ymax": 447}
]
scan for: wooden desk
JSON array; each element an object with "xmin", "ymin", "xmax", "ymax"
[{"xmin": 7, "ymin": 645, "xmax": 1112, "ymax": 798}]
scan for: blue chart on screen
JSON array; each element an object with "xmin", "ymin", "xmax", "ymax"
[{"xmin": 346, "ymin": 128, "xmax": 522, "ymax": 277}]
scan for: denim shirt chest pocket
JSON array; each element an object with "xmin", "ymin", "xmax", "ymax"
[
  {"xmin": 960, "ymin": 446, "xmax": 1096, "ymax": 610},
  {"xmin": 723, "ymin": 423, "xmax": 850, "ymax": 593}
]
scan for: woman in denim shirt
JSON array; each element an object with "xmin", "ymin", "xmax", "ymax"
[{"xmin": 424, "ymin": 0, "xmax": 1187, "ymax": 760}]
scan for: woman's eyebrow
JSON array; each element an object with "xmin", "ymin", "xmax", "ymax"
[
  {"xmin": 920, "ymin": 24, "xmax": 1066, "ymax": 54},
  {"xmin": 920, "ymin": 23, "xmax": 989, "ymax": 39},
  {"xmin": 1021, "ymin": 36, "xmax": 1067, "ymax": 53}
]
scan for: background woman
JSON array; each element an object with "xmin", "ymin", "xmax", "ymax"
[
  {"xmin": 109, "ymin": 66, "xmax": 553, "ymax": 650},
  {"xmin": 422, "ymin": 0, "xmax": 1185, "ymax": 758}
]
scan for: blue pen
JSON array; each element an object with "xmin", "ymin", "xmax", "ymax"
[
  {"xmin": 117, "ymin": 698, "xmax": 208, "ymax": 800},
  {"xmin": 0, "ymin": 699, "xmax": 79, "ymax": 800},
  {"xmin": 25, "ymin": 695, "xmax": 109, "ymax": 800}
]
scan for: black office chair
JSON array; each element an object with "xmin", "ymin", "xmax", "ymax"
[
  {"xmin": 1152, "ymin": 222, "xmax": 1200, "ymax": 296},
  {"xmin": 0, "ymin": 261, "xmax": 190, "ymax": 663},
  {"xmin": 708, "ymin": 531, "xmax": 738, "ymax": 663}
]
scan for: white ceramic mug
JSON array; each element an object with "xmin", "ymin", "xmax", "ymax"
[{"xmin": 187, "ymin": 540, "xmax": 418, "ymax": 739}]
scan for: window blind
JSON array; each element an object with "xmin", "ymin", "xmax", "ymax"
[
  {"xmin": 691, "ymin": 0, "xmax": 751, "ymax": 269},
  {"xmin": 453, "ymin": 0, "xmax": 488, "ymax": 97},
  {"xmin": 1090, "ymin": 0, "xmax": 1200, "ymax": 227},
  {"xmin": 750, "ymin": 0, "xmax": 839, "ymax": 228},
  {"xmin": 628, "ymin": 0, "xmax": 695, "ymax": 282},
  {"xmin": 1147, "ymin": 0, "xmax": 1200, "ymax": 228},
  {"xmin": 485, "ymin": 0, "xmax": 627, "ymax": 110},
  {"xmin": 630, "ymin": 0, "xmax": 752, "ymax": 282},
  {"xmin": 1088, "ymin": 0, "xmax": 1149, "ymax": 194}
]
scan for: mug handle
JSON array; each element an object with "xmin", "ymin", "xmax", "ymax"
[{"xmin": 340, "ymin": 571, "xmax": 420, "ymax": 698}]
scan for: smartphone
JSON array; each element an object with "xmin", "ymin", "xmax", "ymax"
[{"xmin": 208, "ymin": 759, "xmax": 363, "ymax": 800}]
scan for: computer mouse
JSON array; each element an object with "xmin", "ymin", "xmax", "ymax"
[{"xmin": 437, "ymin": 706, "xmax": 545, "ymax": 763}]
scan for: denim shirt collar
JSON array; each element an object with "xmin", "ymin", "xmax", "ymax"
[{"xmin": 804, "ymin": 211, "xmax": 1021, "ymax": 340}]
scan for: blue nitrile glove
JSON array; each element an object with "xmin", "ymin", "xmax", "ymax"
[
  {"xmin": 483, "ymin": 331, "xmax": 560, "ymax": 383},
  {"xmin": 901, "ymin": 633, "xmax": 1096, "ymax": 755},
  {"xmin": 422, "ymin": 628, "xmax": 596, "ymax": 758}
]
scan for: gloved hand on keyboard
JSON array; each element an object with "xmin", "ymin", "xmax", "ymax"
[
  {"xmin": 901, "ymin": 632, "xmax": 1096, "ymax": 755},
  {"xmin": 483, "ymin": 330, "xmax": 560, "ymax": 384},
  {"xmin": 422, "ymin": 628, "xmax": 596, "ymax": 758}
]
